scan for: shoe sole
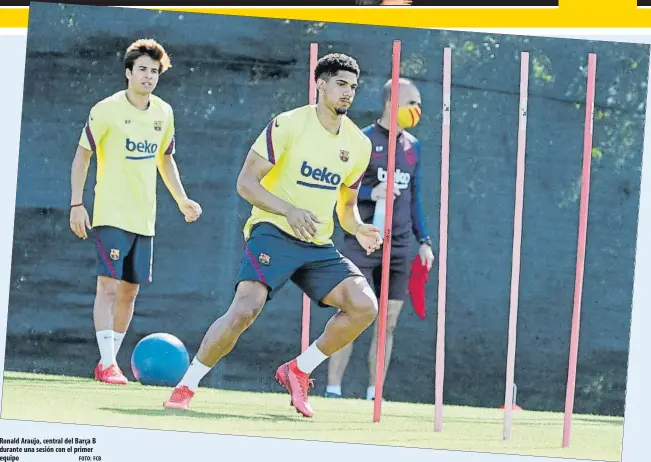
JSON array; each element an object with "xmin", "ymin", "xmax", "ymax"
[
  {"xmin": 94, "ymin": 368, "xmax": 128, "ymax": 385},
  {"xmin": 163, "ymin": 402, "xmax": 188, "ymax": 410},
  {"xmin": 95, "ymin": 378, "xmax": 128, "ymax": 385}
]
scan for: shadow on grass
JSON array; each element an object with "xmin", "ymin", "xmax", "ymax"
[
  {"xmin": 99, "ymin": 407, "xmax": 303, "ymax": 423},
  {"xmin": 574, "ymin": 416, "xmax": 624, "ymax": 425},
  {"xmin": 3, "ymin": 375, "xmax": 89, "ymax": 384}
]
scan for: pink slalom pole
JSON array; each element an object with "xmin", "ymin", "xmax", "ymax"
[
  {"xmin": 309, "ymin": 43, "xmax": 318, "ymax": 104},
  {"xmin": 434, "ymin": 46, "xmax": 451, "ymax": 432},
  {"xmin": 302, "ymin": 42, "xmax": 318, "ymax": 353},
  {"xmin": 562, "ymin": 52, "xmax": 597, "ymax": 448},
  {"xmin": 373, "ymin": 39, "xmax": 401, "ymax": 422},
  {"xmin": 503, "ymin": 50, "xmax": 530, "ymax": 441}
]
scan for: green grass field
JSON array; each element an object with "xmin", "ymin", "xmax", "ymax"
[{"xmin": 1, "ymin": 371, "xmax": 623, "ymax": 461}]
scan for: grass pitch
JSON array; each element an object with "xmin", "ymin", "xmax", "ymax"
[{"xmin": 1, "ymin": 371, "xmax": 623, "ymax": 461}]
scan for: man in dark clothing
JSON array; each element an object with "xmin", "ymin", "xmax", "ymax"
[{"xmin": 326, "ymin": 78, "xmax": 435, "ymax": 400}]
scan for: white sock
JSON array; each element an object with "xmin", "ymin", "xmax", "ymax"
[
  {"xmin": 366, "ymin": 386, "xmax": 376, "ymax": 400},
  {"xmin": 326, "ymin": 385, "xmax": 342, "ymax": 395},
  {"xmin": 113, "ymin": 331, "xmax": 126, "ymax": 355},
  {"xmin": 96, "ymin": 330, "xmax": 115, "ymax": 368},
  {"xmin": 295, "ymin": 343, "xmax": 329, "ymax": 374},
  {"xmin": 178, "ymin": 357, "xmax": 212, "ymax": 392}
]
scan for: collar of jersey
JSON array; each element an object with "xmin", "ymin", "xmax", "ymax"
[
  {"xmin": 374, "ymin": 120, "xmax": 404, "ymax": 139},
  {"xmin": 121, "ymin": 90, "xmax": 152, "ymax": 113},
  {"xmin": 311, "ymin": 106, "xmax": 344, "ymax": 138}
]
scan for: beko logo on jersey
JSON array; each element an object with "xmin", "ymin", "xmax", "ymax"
[
  {"xmin": 298, "ymin": 161, "xmax": 341, "ymax": 190},
  {"xmin": 378, "ymin": 167, "xmax": 411, "ymax": 189},
  {"xmin": 125, "ymin": 138, "xmax": 158, "ymax": 154}
]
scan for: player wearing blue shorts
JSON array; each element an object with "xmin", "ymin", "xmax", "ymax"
[
  {"xmin": 164, "ymin": 53, "xmax": 382, "ymax": 418},
  {"xmin": 69, "ymin": 39, "xmax": 202, "ymax": 385}
]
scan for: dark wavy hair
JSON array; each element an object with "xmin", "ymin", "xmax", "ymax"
[{"xmin": 314, "ymin": 53, "xmax": 360, "ymax": 82}]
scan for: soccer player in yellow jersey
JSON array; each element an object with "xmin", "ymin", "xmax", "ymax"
[
  {"xmin": 164, "ymin": 53, "xmax": 381, "ymax": 417},
  {"xmin": 69, "ymin": 39, "xmax": 202, "ymax": 385}
]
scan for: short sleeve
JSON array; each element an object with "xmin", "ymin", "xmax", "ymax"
[
  {"xmin": 250, "ymin": 112, "xmax": 292, "ymax": 165},
  {"xmin": 78, "ymin": 103, "xmax": 108, "ymax": 152},
  {"xmin": 161, "ymin": 107, "xmax": 176, "ymax": 157},
  {"xmin": 343, "ymin": 136, "xmax": 372, "ymax": 189}
]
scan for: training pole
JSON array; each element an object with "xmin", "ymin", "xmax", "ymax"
[
  {"xmin": 373, "ymin": 39, "xmax": 401, "ymax": 422},
  {"xmin": 503, "ymin": 51, "xmax": 530, "ymax": 441},
  {"xmin": 434, "ymin": 46, "xmax": 451, "ymax": 432},
  {"xmin": 563, "ymin": 52, "xmax": 597, "ymax": 448},
  {"xmin": 301, "ymin": 42, "xmax": 318, "ymax": 353}
]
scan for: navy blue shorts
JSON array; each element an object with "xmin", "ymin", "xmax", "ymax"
[
  {"xmin": 340, "ymin": 232, "xmax": 412, "ymax": 301},
  {"xmin": 93, "ymin": 226, "xmax": 153, "ymax": 285},
  {"xmin": 235, "ymin": 223, "xmax": 365, "ymax": 307}
]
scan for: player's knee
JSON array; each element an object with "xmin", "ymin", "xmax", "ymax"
[
  {"xmin": 229, "ymin": 300, "xmax": 263, "ymax": 328},
  {"xmin": 117, "ymin": 282, "xmax": 139, "ymax": 303},
  {"xmin": 386, "ymin": 302, "xmax": 403, "ymax": 332},
  {"xmin": 386, "ymin": 313, "xmax": 399, "ymax": 332},
  {"xmin": 96, "ymin": 276, "xmax": 118, "ymax": 299},
  {"xmin": 349, "ymin": 285, "xmax": 378, "ymax": 325},
  {"xmin": 230, "ymin": 281, "xmax": 267, "ymax": 326},
  {"xmin": 362, "ymin": 298, "xmax": 379, "ymax": 324}
]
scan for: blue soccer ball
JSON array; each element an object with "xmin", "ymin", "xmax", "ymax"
[{"xmin": 130, "ymin": 333, "xmax": 190, "ymax": 387}]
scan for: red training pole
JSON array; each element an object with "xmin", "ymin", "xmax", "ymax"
[
  {"xmin": 434, "ymin": 46, "xmax": 451, "ymax": 432},
  {"xmin": 503, "ymin": 50, "xmax": 530, "ymax": 441},
  {"xmin": 373, "ymin": 39, "xmax": 401, "ymax": 422},
  {"xmin": 301, "ymin": 42, "xmax": 318, "ymax": 353},
  {"xmin": 563, "ymin": 52, "xmax": 597, "ymax": 448}
]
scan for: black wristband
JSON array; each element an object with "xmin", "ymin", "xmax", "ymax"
[
  {"xmin": 419, "ymin": 236, "xmax": 432, "ymax": 247},
  {"xmin": 70, "ymin": 203, "xmax": 83, "ymax": 208}
]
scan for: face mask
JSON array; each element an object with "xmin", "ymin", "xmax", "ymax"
[{"xmin": 397, "ymin": 104, "xmax": 421, "ymax": 128}]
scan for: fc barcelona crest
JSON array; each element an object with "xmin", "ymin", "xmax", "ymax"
[
  {"xmin": 154, "ymin": 120, "xmax": 162, "ymax": 131},
  {"xmin": 258, "ymin": 253, "xmax": 270, "ymax": 265},
  {"xmin": 110, "ymin": 249, "xmax": 120, "ymax": 261},
  {"xmin": 339, "ymin": 150, "xmax": 349, "ymax": 162}
]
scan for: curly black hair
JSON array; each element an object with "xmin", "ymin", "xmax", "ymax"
[{"xmin": 314, "ymin": 53, "xmax": 360, "ymax": 82}]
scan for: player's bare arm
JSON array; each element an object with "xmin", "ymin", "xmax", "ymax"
[
  {"xmin": 337, "ymin": 185, "xmax": 382, "ymax": 255},
  {"xmin": 237, "ymin": 149, "xmax": 321, "ymax": 242},
  {"xmin": 158, "ymin": 154, "xmax": 202, "ymax": 223},
  {"xmin": 69, "ymin": 144, "xmax": 93, "ymax": 239}
]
